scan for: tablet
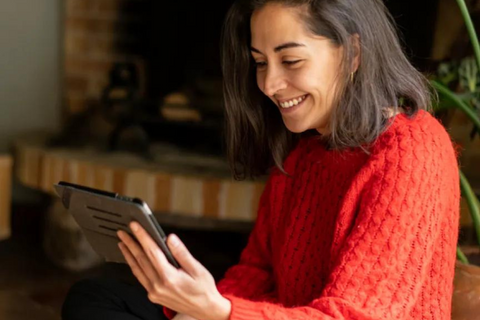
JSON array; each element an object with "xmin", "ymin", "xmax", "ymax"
[{"xmin": 53, "ymin": 181, "xmax": 180, "ymax": 268}]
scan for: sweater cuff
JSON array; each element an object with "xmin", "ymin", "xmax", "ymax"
[
  {"xmin": 223, "ymin": 294, "xmax": 267, "ymax": 320},
  {"xmin": 163, "ymin": 306, "xmax": 177, "ymax": 319}
]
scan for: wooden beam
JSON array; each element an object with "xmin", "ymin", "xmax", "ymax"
[{"xmin": 0, "ymin": 155, "xmax": 13, "ymax": 240}]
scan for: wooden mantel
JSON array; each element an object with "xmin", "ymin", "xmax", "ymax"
[{"xmin": 13, "ymin": 132, "xmax": 265, "ymax": 224}]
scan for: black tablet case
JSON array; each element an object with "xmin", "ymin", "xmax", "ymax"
[{"xmin": 53, "ymin": 182, "xmax": 180, "ymax": 268}]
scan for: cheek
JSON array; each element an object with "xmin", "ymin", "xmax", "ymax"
[{"xmin": 289, "ymin": 68, "xmax": 316, "ymax": 90}]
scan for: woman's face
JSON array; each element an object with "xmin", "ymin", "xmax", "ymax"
[{"xmin": 250, "ymin": 3, "xmax": 345, "ymax": 134}]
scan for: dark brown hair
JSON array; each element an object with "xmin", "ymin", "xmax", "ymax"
[{"xmin": 221, "ymin": 0, "xmax": 433, "ymax": 180}]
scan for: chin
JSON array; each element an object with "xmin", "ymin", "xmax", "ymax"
[{"xmin": 283, "ymin": 120, "xmax": 310, "ymax": 133}]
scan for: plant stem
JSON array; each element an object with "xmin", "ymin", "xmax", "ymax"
[
  {"xmin": 460, "ymin": 170, "xmax": 480, "ymax": 246},
  {"xmin": 457, "ymin": 0, "xmax": 480, "ymax": 71},
  {"xmin": 457, "ymin": 247, "xmax": 470, "ymax": 264},
  {"xmin": 431, "ymin": 80, "xmax": 480, "ymax": 131}
]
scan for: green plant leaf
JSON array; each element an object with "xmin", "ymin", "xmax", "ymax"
[
  {"xmin": 437, "ymin": 61, "xmax": 459, "ymax": 87},
  {"xmin": 460, "ymin": 171, "xmax": 480, "ymax": 247},
  {"xmin": 431, "ymin": 80, "xmax": 480, "ymax": 131},
  {"xmin": 459, "ymin": 57, "xmax": 480, "ymax": 93},
  {"xmin": 457, "ymin": 0, "xmax": 480, "ymax": 73},
  {"xmin": 457, "ymin": 247, "xmax": 470, "ymax": 264}
]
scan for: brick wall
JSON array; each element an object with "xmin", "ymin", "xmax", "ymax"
[{"xmin": 64, "ymin": 0, "xmax": 148, "ymax": 115}]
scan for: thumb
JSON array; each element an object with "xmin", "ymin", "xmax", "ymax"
[{"xmin": 167, "ymin": 234, "xmax": 205, "ymax": 277}]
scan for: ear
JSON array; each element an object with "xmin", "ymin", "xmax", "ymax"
[{"xmin": 351, "ymin": 33, "xmax": 361, "ymax": 72}]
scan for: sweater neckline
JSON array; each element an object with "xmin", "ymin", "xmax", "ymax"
[{"xmin": 302, "ymin": 110, "xmax": 426, "ymax": 153}]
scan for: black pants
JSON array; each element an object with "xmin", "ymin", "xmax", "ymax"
[
  {"xmin": 61, "ymin": 229, "xmax": 246, "ymax": 320},
  {"xmin": 62, "ymin": 265, "xmax": 168, "ymax": 320}
]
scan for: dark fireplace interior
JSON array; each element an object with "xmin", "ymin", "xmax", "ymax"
[{"xmin": 146, "ymin": 1, "xmax": 236, "ymax": 99}]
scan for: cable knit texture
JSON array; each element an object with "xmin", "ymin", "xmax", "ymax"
[{"xmin": 164, "ymin": 111, "xmax": 460, "ymax": 320}]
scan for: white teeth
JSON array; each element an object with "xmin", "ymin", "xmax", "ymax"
[{"xmin": 279, "ymin": 95, "xmax": 307, "ymax": 108}]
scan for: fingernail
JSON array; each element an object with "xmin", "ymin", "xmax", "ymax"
[
  {"xmin": 169, "ymin": 234, "xmax": 180, "ymax": 248},
  {"xmin": 130, "ymin": 222, "xmax": 139, "ymax": 232}
]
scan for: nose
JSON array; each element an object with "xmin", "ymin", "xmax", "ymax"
[{"xmin": 261, "ymin": 66, "xmax": 287, "ymax": 97}]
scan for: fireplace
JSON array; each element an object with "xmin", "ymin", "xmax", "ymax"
[{"xmin": 62, "ymin": 0, "xmax": 241, "ymax": 156}]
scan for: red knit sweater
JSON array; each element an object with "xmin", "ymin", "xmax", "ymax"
[{"xmin": 167, "ymin": 110, "xmax": 460, "ymax": 320}]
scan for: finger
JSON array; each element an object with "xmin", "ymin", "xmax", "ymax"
[
  {"xmin": 117, "ymin": 230, "xmax": 162, "ymax": 284},
  {"xmin": 167, "ymin": 234, "xmax": 206, "ymax": 277},
  {"xmin": 129, "ymin": 222, "xmax": 177, "ymax": 276},
  {"xmin": 118, "ymin": 242, "xmax": 152, "ymax": 291}
]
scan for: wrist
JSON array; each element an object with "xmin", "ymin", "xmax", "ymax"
[{"xmin": 209, "ymin": 295, "xmax": 231, "ymax": 320}]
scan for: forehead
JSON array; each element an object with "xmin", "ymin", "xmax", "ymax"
[{"xmin": 250, "ymin": 4, "xmax": 309, "ymax": 46}]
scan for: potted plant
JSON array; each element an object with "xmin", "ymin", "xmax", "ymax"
[
  {"xmin": 431, "ymin": 0, "xmax": 480, "ymax": 263},
  {"xmin": 430, "ymin": 0, "xmax": 480, "ymax": 318}
]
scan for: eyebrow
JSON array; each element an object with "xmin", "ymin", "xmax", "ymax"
[{"xmin": 250, "ymin": 42, "xmax": 306, "ymax": 54}]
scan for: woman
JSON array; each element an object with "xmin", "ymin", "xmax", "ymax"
[{"xmin": 62, "ymin": 0, "xmax": 460, "ymax": 319}]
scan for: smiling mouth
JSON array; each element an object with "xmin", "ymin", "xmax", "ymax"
[{"xmin": 278, "ymin": 94, "xmax": 308, "ymax": 109}]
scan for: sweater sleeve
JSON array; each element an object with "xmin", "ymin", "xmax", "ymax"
[
  {"xmin": 163, "ymin": 171, "xmax": 278, "ymax": 319},
  {"xmin": 215, "ymin": 172, "xmax": 276, "ymax": 300},
  {"xmin": 222, "ymin": 126, "xmax": 460, "ymax": 320}
]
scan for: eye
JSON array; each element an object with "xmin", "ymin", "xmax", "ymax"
[
  {"xmin": 283, "ymin": 60, "xmax": 302, "ymax": 66},
  {"xmin": 254, "ymin": 61, "xmax": 267, "ymax": 68}
]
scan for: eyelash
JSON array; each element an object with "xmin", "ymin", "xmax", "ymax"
[
  {"xmin": 284, "ymin": 60, "xmax": 301, "ymax": 65},
  {"xmin": 255, "ymin": 60, "xmax": 302, "ymax": 67}
]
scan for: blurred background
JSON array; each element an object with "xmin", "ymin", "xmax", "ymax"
[{"xmin": 1, "ymin": 0, "xmax": 480, "ymax": 319}]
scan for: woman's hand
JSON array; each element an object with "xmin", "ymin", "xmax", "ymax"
[
  {"xmin": 117, "ymin": 222, "xmax": 231, "ymax": 320},
  {"xmin": 172, "ymin": 314, "xmax": 199, "ymax": 320}
]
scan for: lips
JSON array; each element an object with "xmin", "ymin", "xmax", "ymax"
[
  {"xmin": 276, "ymin": 94, "xmax": 310, "ymax": 115},
  {"xmin": 278, "ymin": 94, "xmax": 308, "ymax": 109}
]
